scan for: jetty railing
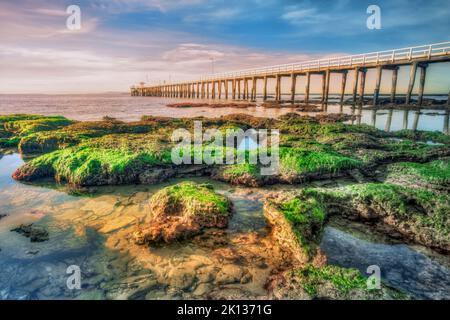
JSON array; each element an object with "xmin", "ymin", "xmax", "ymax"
[
  {"xmin": 197, "ymin": 42, "xmax": 450, "ymax": 82},
  {"xmin": 131, "ymin": 41, "xmax": 450, "ymax": 107}
]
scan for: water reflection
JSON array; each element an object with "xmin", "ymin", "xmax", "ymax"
[{"xmin": 321, "ymin": 227, "xmax": 450, "ymax": 300}]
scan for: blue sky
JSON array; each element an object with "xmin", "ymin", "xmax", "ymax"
[
  {"xmin": 100, "ymin": 0, "xmax": 450, "ymax": 52},
  {"xmin": 0, "ymin": 0, "xmax": 449, "ymax": 93}
]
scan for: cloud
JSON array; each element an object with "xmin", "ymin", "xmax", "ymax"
[
  {"xmin": 281, "ymin": 8, "xmax": 320, "ymax": 22},
  {"xmin": 183, "ymin": 7, "xmax": 241, "ymax": 23},
  {"xmin": 0, "ymin": 0, "xmax": 99, "ymax": 41},
  {"xmin": 90, "ymin": 0, "xmax": 206, "ymax": 13},
  {"xmin": 1, "ymin": 0, "xmax": 448, "ymax": 93},
  {"xmin": 162, "ymin": 44, "xmax": 225, "ymax": 62}
]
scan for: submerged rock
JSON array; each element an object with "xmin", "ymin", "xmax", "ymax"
[
  {"xmin": 132, "ymin": 182, "xmax": 232, "ymax": 245},
  {"xmin": 11, "ymin": 223, "xmax": 49, "ymax": 242}
]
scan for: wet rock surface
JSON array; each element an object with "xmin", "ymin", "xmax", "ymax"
[
  {"xmin": 132, "ymin": 182, "xmax": 233, "ymax": 245},
  {"xmin": 320, "ymin": 226, "xmax": 450, "ymax": 300}
]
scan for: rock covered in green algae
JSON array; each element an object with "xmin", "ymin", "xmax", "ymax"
[
  {"xmin": 384, "ymin": 159, "xmax": 450, "ymax": 192},
  {"xmin": 266, "ymin": 183, "xmax": 449, "ymax": 253},
  {"xmin": 12, "ymin": 133, "xmax": 175, "ymax": 185},
  {"xmin": 330, "ymin": 183, "xmax": 450, "ymax": 252},
  {"xmin": 266, "ymin": 265, "xmax": 407, "ymax": 300},
  {"xmin": 263, "ymin": 189, "xmax": 410, "ymax": 300},
  {"xmin": 0, "ymin": 115, "xmax": 73, "ymax": 149},
  {"xmin": 132, "ymin": 182, "xmax": 232, "ymax": 245},
  {"xmin": 10, "ymin": 113, "xmax": 450, "ymax": 187},
  {"xmin": 213, "ymin": 164, "xmax": 267, "ymax": 187},
  {"xmin": 18, "ymin": 118, "xmax": 154, "ymax": 154},
  {"xmin": 264, "ymin": 190, "xmax": 328, "ymax": 265}
]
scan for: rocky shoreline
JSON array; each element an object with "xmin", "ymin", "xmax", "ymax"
[{"xmin": 1, "ymin": 112, "xmax": 449, "ymax": 299}]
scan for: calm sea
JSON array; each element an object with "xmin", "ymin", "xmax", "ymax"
[{"xmin": 0, "ymin": 93, "xmax": 448, "ymax": 133}]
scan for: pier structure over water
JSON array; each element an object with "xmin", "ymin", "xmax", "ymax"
[{"xmin": 131, "ymin": 42, "xmax": 450, "ymax": 107}]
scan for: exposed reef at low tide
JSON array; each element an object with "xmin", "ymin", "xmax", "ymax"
[{"xmin": 2, "ymin": 112, "xmax": 449, "ymax": 299}]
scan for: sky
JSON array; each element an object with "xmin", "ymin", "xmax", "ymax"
[{"xmin": 0, "ymin": 0, "xmax": 449, "ymax": 94}]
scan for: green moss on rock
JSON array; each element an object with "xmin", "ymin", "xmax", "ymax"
[
  {"xmin": 296, "ymin": 265, "xmax": 367, "ymax": 296},
  {"xmin": 279, "ymin": 146, "xmax": 362, "ymax": 180},
  {"xmin": 133, "ymin": 182, "xmax": 232, "ymax": 244},
  {"xmin": 267, "ymin": 265, "xmax": 407, "ymax": 300},
  {"xmin": 394, "ymin": 129, "xmax": 450, "ymax": 145},
  {"xmin": 386, "ymin": 159, "xmax": 450, "ymax": 191},
  {"xmin": 0, "ymin": 114, "xmax": 73, "ymax": 148},
  {"xmin": 18, "ymin": 119, "xmax": 154, "ymax": 154},
  {"xmin": 13, "ymin": 134, "xmax": 173, "ymax": 185}
]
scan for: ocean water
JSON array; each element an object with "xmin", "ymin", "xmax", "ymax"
[{"xmin": 0, "ymin": 93, "xmax": 448, "ymax": 133}]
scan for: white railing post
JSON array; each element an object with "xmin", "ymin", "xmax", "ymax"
[{"xmin": 428, "ymin": 44, "xmax": 432, "ymax": 59}]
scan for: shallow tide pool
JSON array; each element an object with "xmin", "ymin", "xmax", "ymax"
[{"xmin": 0, "ymin": 153, "xmax": 449, "ymax": 300}]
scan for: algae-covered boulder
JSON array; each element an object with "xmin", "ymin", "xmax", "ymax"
[
  {"xmin": 12, "ymin": 133, "xmax": 174, "ymax": 185},
  {"xmin": 214, "ymin": 164, "xmax": 266, "ymax": 187},
  {"xmin": 264, "ymin": 190, "xmax": 328, "ymax": 265},
  {"xmin": 0, "ymin": 114, "xmax": 73, "ymax": 149},
  {"xmin": 278, "ymin": 146, "xmax": 362, "ymax": 183},
  {"xmin": 133, "ymin": 182, "xmax": 232, "ymax": 244},
  {"xmin": 18, "ymin": 119, "xmax": 154, "ymax": 154},
  {"xmin": 266, "ymin": 265, "xmax": 407, "ymax": 300},
  {"xmin": 385, "ymin": 159, "xmax": 450, "ymax": 192}
]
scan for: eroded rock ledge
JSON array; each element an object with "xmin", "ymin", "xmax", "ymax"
[
  {"xmin": 7, "ymin": 113, "xmax": 450, "ymax": 189},
  {"xmin": 261, "ymin": 183, "xmax": 450, "ymax": 299}
]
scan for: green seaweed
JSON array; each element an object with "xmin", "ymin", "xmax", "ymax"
[
  {"xmin": 0, "ymin": 114, "xmax": 73, "ymax": 148},
  {"xmin": 277, "ymin": 189, "xmax": 328, "ymax": 253},
  {"xmin": 279, "ymin": 146, "xmax": 362, "ymax": 176},
  {"xmin": 295, "ymin": 265, "xmax": 367, "ymax": 296},
  {"xmin": 387, "ymin": 160, "xmax": 450, "ymax": 185},
  {"xmin": 159, "ymin": 182, "xmax": 231, "ymax": 215},
  {"xmin": 222, "ymin": 163, "xmax": 260, "ymax": 178}
]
